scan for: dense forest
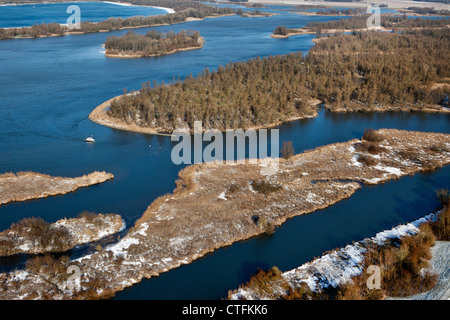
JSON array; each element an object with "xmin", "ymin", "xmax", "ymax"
[
  {"xmin": 406, "ymin": 7, "xmax": 450, "ymax": 15},
  {"xmin": 104, "ymin": 29, "xmax": 202, "ymax": 57},
  {"xmin": 0, "ymin": 0, "xmax": 235, "ymax": 40},
  {"xmin": 315, "ymin": 8, "xmax": 365, "ymax": 15},
  {"xmin": 106, "ymin": 28, "xmax": 449, "ymax": 133},
  {"xmin": 304, "ymin": 15, "xmax": 450, "ymax": 31}
]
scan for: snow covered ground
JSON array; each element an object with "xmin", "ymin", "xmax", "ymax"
[{"xmin": 231, "ymin": 212, "xmax": 447, "ymax": 300}]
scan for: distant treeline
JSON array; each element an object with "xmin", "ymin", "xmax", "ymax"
[
  {"xmin": 316, "ymin": 8, "xmax": 365, "ymax": 15},
  {"xmin": 0, "ymin": 0, "xmax": 235, "ymax": 40},
  {"xmin": 105, "ymin": 29, "xmax": 201, "ymax": 56},
  {"xmin": 412, "ymin": 0, "xmax": 450, "ymax": 3},
  {"xmin": 407, "ymin": 7, "xmax": 450, "ymax": 15},
  {"xmin": 273, "ymin": 26, "xmax": 298, "ymax": 36},
  {"xmin": 305, "ymin": 15, "xmax": 450, "ymax": 31},
  {"xmin": 107, "ymin": 28, "xmax": 449, "ymax": 132}
]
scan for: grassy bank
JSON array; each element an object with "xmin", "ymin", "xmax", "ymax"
[
  {"xmin": 230, "ymin": 194, "xmax": 449, "ymax": 300},
  {"xmin": 0, "ymin": 129, "xmax": 449, "ymax": 299}
]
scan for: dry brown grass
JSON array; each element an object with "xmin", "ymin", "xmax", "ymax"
[
  {"xmin": 0, "ymin": 171, "xmax": 114, "ymax": 206},
  {"xmin": 232, "ymin": 192, "xmax": 450, "ymax": 301},
  {"xmin": 1, "ymin": 129, "xmax": 449, "ymax": 300},
  {"xmin": 0, "ymin": 213, "xmax": 123, "ymax": 256}
]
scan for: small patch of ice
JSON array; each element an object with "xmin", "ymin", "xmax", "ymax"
[
  {"xmin": 218, "ymin": 191, "xmax": 227, "ymax": 200},
  {"xmin": 374, "ymin": 165, "xmax": 403, "ymax": 176}
]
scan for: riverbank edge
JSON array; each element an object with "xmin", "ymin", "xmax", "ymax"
[
  {"xmin": 58, "ymin": 130, "xmax": 450, "ymax": 299},
  {"xmin": 88, "ymin": 94, "xmax": 320, "ymax": 136},
  {"xmin": 0, "ymin": 171, "xmax": 114, "ymax": 206},
  {"xmin": 0, "ymin": 2, "xmax": 236, "ymax": 40},
  {"xmin": 104, "ymin": 36, "xmax": 205, "ymax": 59},
  {"xmin": 0, "ymin": 213, "xmax": 125, "ymax": 256},
  {"xmin": 229, "ymin": 209, "xmax": 448, "ymax": 300},
  {"xmin": 0, "ymin": 129, "xmax": 449, "ymax": 299}
]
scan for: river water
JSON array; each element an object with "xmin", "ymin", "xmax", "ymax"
[{"xmin": 0, "ymin": 2, "xmax": 448, "ymax": 299}]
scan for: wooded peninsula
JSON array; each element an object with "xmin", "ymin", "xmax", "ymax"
[{"xmin": 99, "ymin": 26, "xmax": 449, "ymax": 134}]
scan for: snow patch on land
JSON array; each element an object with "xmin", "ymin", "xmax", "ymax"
[{"xmin": 231, "ymin": 212, "xmax": 438, "ymax": 300}]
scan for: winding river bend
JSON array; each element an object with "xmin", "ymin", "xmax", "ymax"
[{"xmin": 0, "ymin": 2, "xmax": 448, "ymax": 299}]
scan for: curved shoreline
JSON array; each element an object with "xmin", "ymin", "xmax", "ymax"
[
  {"xmin": 0, "ymin": 2, "xmax": 236, "ymax": 40},
  {"xmin": 230, "ymin": 211, "xmax": 448, "ymax": 300},
  {"xmin": 0, "ymin": 213, "xmax": 125, "ymax": 256},
  {"xmin": 1, "ymin": 129, "xmax": 449, "ymax": 299},
  {"xmin": 104, "ymin": 37, "xmax": 205, "ymax": 59},
  {"xmin": 0, "ymin": 171, "xmax": 114, "ymax": 206},
  {"xmin": 88, "ymin": 94, "xmax": 319, "ymax": 136}
]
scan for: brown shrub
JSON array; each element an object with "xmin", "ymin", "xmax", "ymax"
[
  {"xmin": 77, "ymin": 211, "xmax": 98, "ymax": 223},
  {"xmin": 26, "ymin": 255, "xmax": 70, "ymax": 278},
  {"xmin": 0, "ymin": 238, "xmax": 15, "ymax": 256},
  {"xmin": 227, "ymin": 183, "xmax": 240, "ymax": 194},
  {"xmin": 7, "ymin": 216, "xmax": 72, "ymax": 253},
  {"xmin": 429, "ymin": 204, "xmax": 450, "ymax": 241},
  {"xmin": 429, "ymin": 143, "xmax": 450, "ymax": 154},
  {"xmin": 254, "ymin": 216, "xmax": 275, "ymax": 235},
  {"xmin": 362, "ymin": 129, "xmax": 384, "ymax": 143},
  {"xmin": 282, "ymin": 282, "xmax": 315, "ymax": 300},
  {"xmin": 280, "ymin": 141, "xmax": 295, "ymax": 159},
  {"xmin": 357, "ymin": 154, "xmax": 378, "ymax": 167},
  {"xmin": 335, "ymin": 278, "xmax": 366, "ymax": 300},
  {"xmin": 354, "ymin": 141, "xmax": 386, "ymax": 154},
  {"xmin": 436, "ymin": 189, "xmax": 449, "ymax": 206},
  {"xmin": 397, "ymin": 147, "xmax": 421, "ymax": 163},
  {"xmin": 251, "ymin": 180, "xmax": 282, "ymax": 194},
  {"xmin": 246, "ymin": 267, "xmax": 289, "ymax": 296},
  {"xmin": 10, "ymin": 217, "xmax": 49, "ymax": 235}
]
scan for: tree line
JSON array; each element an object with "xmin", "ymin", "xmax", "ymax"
[
  {"xmin": 316, "ymin": 8, "xmax": 365, "ymax": 15},
  {"xmin": 407, "ymin": 7, "xmax": 450, "ymax": 16},
  {"xmin": 0, "ymin": 0, "xmax": 235, "ymax": 40},
  {"xmin": 304, "ymin": 15, "xmax": 450, "ymax": 31},
  {"xmin": 105, "ymin": 29, "xmax": 201, "ymax": 56},
  {"xmin": 107, "ymin": 28, "xmax": 449, "ymax": 133}
]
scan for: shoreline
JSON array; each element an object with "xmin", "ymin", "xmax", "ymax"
[
  {"xmin": 1, "ymin": 129, "xmax": 449, "ymax": 299},
  {"xmin": 0, "ymin": 171, "xmax": 114, "ymax": 206},
  {"xmin": 230, "ymin": 211, "xmax": 448, "ymax": 300},
  {"xmin": 0, "ymin": 213, "xmax": 125, "ymax": 256},
  {"xmin": 88, "ymin": 94, "xmax": 319, "ymax": 136},
  {"xmin": 248, "ymin": 0, "xmax": 450, "ymax": 11},
  {"xmin": 1, "ymin": 12, "xmax": 236, "ymax": 40},
  {"xmin": 0, "ymin": 0, "xmax": 175, "ymax": 14},
  {"xmin": 104, "ymin": 37, "xmax": 205, "ymax": 58}
]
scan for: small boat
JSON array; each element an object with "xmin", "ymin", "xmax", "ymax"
[{"xmin": 85, "ymin": 136, "xmax": 95, "ymax": 143}]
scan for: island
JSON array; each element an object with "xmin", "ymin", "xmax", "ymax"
[
  {"xmin": 271, "ymin": 15, "xmax": 450, "ymax": 38},
  {"xmin": 104, "ymin": 30, "xmax": 203, "ymax": 58},
  {"xmin": 0, "ymin": 129, "xmax": 449, "ymax": 299},
  {"xmin": 0, "ymin": 0, "xmax": 236, "ymax": 40},
  {"xmin": 0, "ymin": 212, "xmax": 125, "ymax": 256},
  {"xmin": 229, "ymin": 200, "xmax": 450, "ymax": 300},
  {"xmin": 0, "ymin": 171, "xmax": 114, "ymax": 205},
  {"xmin": 292, "ymin": 7, "xmax": 366, "ymax": 16},
  {"xmin": 91, "ymin": 25, "xmax": 449, "ymax": 135}
]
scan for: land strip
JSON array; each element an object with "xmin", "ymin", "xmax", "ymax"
[
  {"xmin": 0, "ymin": 171, "xmax": 114, "ymax": 205},
  {"xmin": 0, "ymin": 213, "xmax": 125, "ymax": 256},
  {"xmin": 0, "ymin": 129, "xmax": 449, "ymax": 299}
]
